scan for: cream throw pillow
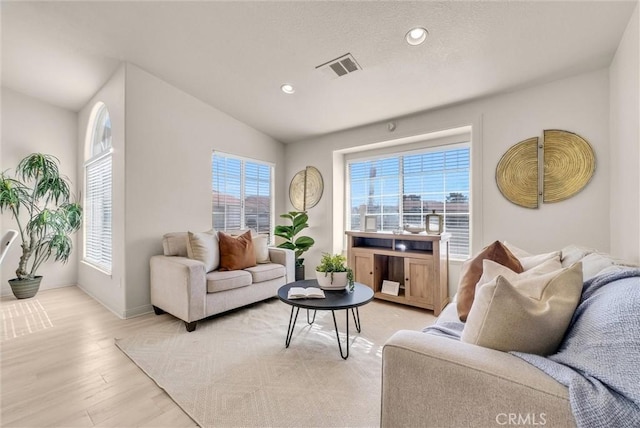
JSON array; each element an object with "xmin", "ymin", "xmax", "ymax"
[
  {"xmin": 461, "ymin": 262, "xmax": 583, "ymax": 355},
  {"xmin": 475, "ymin": 257, "xmax": 562, "ymax": 292},
  {"xmin": 186, "ymin": 230, "xmax": 219, "ymax": 272},
  {"xmin": 503, "ymin": 241, "xmax": 561, "ymax": 271},
  {"xmin": 253, "ymin": 234, "xmax": 270, "ymax": 264}
]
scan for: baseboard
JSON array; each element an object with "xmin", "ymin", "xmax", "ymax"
[{"xmin": 123, "ymin": 304, "xmax": 154, "ymax": 319}]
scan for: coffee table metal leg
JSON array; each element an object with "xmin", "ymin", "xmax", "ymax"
[
  {"xmin": 351, "ymin": 307, "xmax": 362, "ymax": 333},
  {"xmin": 331, "ymin": 309, "xmax": 350, "ymax": 360},
  {"xmin": 285, "ymin": 306, "xmax": 300, "ymax": 348},
  {"xmin": 306, "ymin": 309, "xmax": 317, "ymax": 325}
]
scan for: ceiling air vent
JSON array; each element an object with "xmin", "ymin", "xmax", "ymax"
[{"xmin": 316, "ymin": 53, "xmax": 361, "ymax": 79}]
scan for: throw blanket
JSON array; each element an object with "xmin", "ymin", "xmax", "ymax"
[{"xmin": 514, "ymin": 268, "xmax": 640, "ymax": 428}]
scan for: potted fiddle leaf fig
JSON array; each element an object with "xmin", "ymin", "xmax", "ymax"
[
  {"xmin": 274, "ymin": 211, "xmax": 314, "ymax": 280},
  {"xmin": 0, "ymin": 153, "xmax": 82, "ymax": 299}
]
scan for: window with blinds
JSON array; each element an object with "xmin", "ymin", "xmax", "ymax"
[
  {"xmin": 84, "ymin": 102, "xmax": 113, "ymax": 273},
  {"xmin": 347, "ymin": 144, "xmax": 470, "ymax": 259},
  {"xmin": 212, "ymin": 152, "xmax": 273, "ymax": 236}
]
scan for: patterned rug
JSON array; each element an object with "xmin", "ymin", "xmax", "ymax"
[{"xmin": 115, "ymin": 298, "xmax": 434, "ymax": 427}]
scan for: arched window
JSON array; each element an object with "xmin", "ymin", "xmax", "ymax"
[{"xmin": 84, "ymin": 102, "xmax": 113, "ymax": 273}]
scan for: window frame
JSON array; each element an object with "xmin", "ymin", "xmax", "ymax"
[
  {"xmin": 345, "ymin": 141, "xmax": 471, "ymax": 259},
  {"xmin": 83, "ymin": 102, "xmax": 113, "ymax": 274},
  {"xmin": 211, "ymin": 151, "xmax": 275, "ymax": 240}
]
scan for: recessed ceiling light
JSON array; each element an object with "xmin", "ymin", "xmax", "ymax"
[
  {"xmin": 281, "ymin": 84, "xmax": 295, "ymax": 94},
  {"xmin": 405, "ymin": 27, "xmax": 428, "ymax": 46}
]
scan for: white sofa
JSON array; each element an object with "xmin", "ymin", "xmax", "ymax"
[
  {"xmin": 150, "ymin": 231, "xmax": 295, "ymax": 331},
  {"xmin": 381, "ymin": 245, "xmax": 636, "ymax": 427}
]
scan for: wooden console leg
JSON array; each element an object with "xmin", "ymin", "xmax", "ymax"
[
  {"xmin": 185, "ymin": 321, "xmax": 197, "ymax": 332},
  {"xmin": 152, "ymin": 306, "xmax": 165, "ymax": 315}
]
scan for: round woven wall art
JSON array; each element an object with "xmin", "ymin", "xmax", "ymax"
[
  {"xmin": 289, "ymin": 166, "xmax": 324, "ymax": 211},
  {"xmin": 496, "ymin": 137, "xmax": 539, "ymax": 208},
  {"xmin": 543, "ymin": 130, "xmax": 595, "ymax": 203}
]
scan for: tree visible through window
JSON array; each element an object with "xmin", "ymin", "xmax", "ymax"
[
  {"xmin": 212, "ymin": 152, "xmax": 273, "ymax": 237},
  {"xmin": 84, "ymin": 102, "xmax": 112, "ymax": 273},
  {"xmin": 348, "ymin": 145, "xmax": 470, "ymax": 258}
]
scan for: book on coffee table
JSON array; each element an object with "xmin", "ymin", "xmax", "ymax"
[{"xmin": 287, "ymin": 287, "xmax": 325, "ymax": 299}]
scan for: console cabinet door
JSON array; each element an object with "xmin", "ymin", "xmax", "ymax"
[
  {"xmin": 404, "ymin": 257, "xmax": 434, "ymax": 307},
  {"xmin": 352, "ymin": 250, "xmax": 374, "ymax": 289}
]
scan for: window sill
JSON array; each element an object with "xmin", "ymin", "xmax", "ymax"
[{"xmin": 81, "ymin": 260, "xmax": 112, "ymax": 277}]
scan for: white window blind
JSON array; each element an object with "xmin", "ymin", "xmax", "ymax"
[
  {"xmin": 84, "ymin": 102, "xmax": 113, "ymax": 273},
  {"xmin": 85, "ymin": 153, "xmax": 112, "ymax": 272},
  {"xmin": 212, "ymin": 152, "xmax": 273, "ymax": 236},
  {"xmin": 348, "ymin": 145, "xmax": 470, "ymax": 259}
]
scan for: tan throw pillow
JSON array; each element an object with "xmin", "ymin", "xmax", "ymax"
[
  {"xmin": 457, "ymin": 241, "xmax": 523, "ymax": 322},
  {"xmin": 218, "ymin": 230, "xmax": 257, "ymax": 271},
  {"xmin": 461, "ymin": 262, "xmax": 583, "ymax": 355},
  {"xmin": 252, "ymin": 234, "xmax": 270, "ymax": 264},
  {"xmin": 186, "ymin": 231, "xmax": 219, "ymax": 272}
]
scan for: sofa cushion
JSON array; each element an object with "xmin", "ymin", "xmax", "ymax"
[
  {"xmin": 244, "ymin": 263, "xmax": 285, "ymax": 283},
  {"xmin": 187, "ymin": 230, "xmax": 219, "ymax": 272},
  {"xmin": 163, "ymin": 232, "xmax": 189, "ymax": 257},
  {"xmin": 461, "ymin": 262, "xmax": 583, "ymax": 355},
  {"xmin": 457, "ymin": 241, "xmax": 523, "ymax": 322},
  {"xmin": 218, "ymin": 230, "xmax": 257, "ymax": 271},
  {"xmin": 581, "ymin": 252, "xmax": 616, "ymax": 281},
  {"xmin": 206, "ymin": 269, "xmax": 252, "ymax": 293},
  {"xmin": 560, "ymin": 244, "xmax": 596, "ymax": 268}
]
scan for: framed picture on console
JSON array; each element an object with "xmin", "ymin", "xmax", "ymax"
[
  {"xmin": 381, "ymin": 280, "xmax": 400, "ymax": 296},
  {"xmin": 364, "ymin": 215, "xmax": 377, "ymax": 232}
]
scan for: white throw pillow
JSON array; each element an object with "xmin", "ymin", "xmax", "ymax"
[
  {"xmin": 186, "ymin": 230, "xmax": 220, "ymax": 272},
  {"xmin": 581, "ymin": 253, "xmax": 616, "ymax": 281},
  {"xmin": 475, "ymin": 257, "xmax": 562, "ymax": 292},
  {"xmin": 461, "ymin": 262, "xmax": 583, "ymax": 355},
  {"xmin": 253, "ymin": 234, "xmax": 271, "ymax": 264},
  {"xmin": 503, "ymin": 241, "xmax": 561, "ymax": 271}
]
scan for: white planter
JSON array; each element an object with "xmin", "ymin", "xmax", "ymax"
[{"xmin": 315, "ymin": 270, "xmax": 348, "ymax": 290}]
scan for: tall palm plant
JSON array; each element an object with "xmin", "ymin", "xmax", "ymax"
[{"xmin": 0, "ymin": 153, "xmax": 82, "ymax": 285}]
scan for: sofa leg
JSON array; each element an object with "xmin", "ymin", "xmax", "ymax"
[
  {"xmin": 185, "ymin": 321, "xmax": 197, "ymax": 332},
  {"xmin": 153, "ymin": 306, "xmax": 165, "ymax": 315}
]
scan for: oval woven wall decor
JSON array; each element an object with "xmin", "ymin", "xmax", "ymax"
[
  {"xmin": 289, "ymin": 166, "xmax": 324, "ymax": 211},
  {"xmin": 496, "ymin": 137, "xmax": 539, "ymax": 209},
  {"xmin": 543, "ymin": 130, "xmax": 595, "ymax": 203}
]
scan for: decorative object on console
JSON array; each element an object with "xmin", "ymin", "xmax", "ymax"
[
  {"xmin": 425, "ymin": 210, "xmax": 444, "ymax": 235},
  {"xmin": 496, "ymin": 129, "xmax": 595, "ymax": 209},
  {"xmin": 0, "ymin": 153, "xmax": 83, "ymax": 299},
  {"xmin": 315, "ymin": 253, "xmax": 354, "ymax": 291},
  {"xmin": 289, "ymin": 166, "xmax": 323, "ymax": 211},
  {"xmin": 274, "ymin": 211, "xmax": 315, "ymax": 281},
  {"xmin": 403, "ymin": 224, "xmax": 423, "ymax": 234},
  {"xmin": 381, "ymin": 280, "xmax": 400, "ymax": 296},
  {"xmin": 364, "ymin": 215, "xmax": 377, "ymax": 232}
]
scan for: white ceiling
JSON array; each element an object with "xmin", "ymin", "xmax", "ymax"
[{"xmin": 2, "ymin": 1, "xmax": 637, "ymax": 143}]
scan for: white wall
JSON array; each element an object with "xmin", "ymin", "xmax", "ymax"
[
  {"xmin": 1, "ymin": 88, "xmax": 78, "ymax": 295},
  {"xmin": 122, "ymin": 64, "xmax": 286, "ymax": 317},
  {"xmin": 76, "ymin": 65, "xmax": 126, "ymax": 316},
  {"xmin": 287, "ymin": 69, "xmax": 611, "ymax": 297},
  {"xmin": 610, "ymin": 4, "xmax": 640, "ymax": 264}
]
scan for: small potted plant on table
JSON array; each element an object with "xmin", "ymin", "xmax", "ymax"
[{"xmin": 315, "ymin": 253, "xmax": 354, "ymax": 292}]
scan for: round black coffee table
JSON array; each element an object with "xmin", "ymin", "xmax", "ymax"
[{"xmin": 277, "ymin": 280, "xmax": 374, "ymax": 359}]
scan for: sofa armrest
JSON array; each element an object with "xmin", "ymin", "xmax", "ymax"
[
  {"xmin": 150, "ymin": 255, "xmax": 207, "ymax": 322},
  {"xmin": 381, "ymin": 331, "xmax": 574, "ymax": 428},
  {"xmin": 268, "ymin": 247, "xmax": 295, "ymax": 283}
]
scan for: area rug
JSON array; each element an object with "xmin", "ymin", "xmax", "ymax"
[{"xmin": 115, "ymin": 298, "xmax": 434, "ymax": 427}]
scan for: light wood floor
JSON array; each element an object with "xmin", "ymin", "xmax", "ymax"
[{"xmin": 1, "ymin": 286, "xmax": 197, "ymax": 428}]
